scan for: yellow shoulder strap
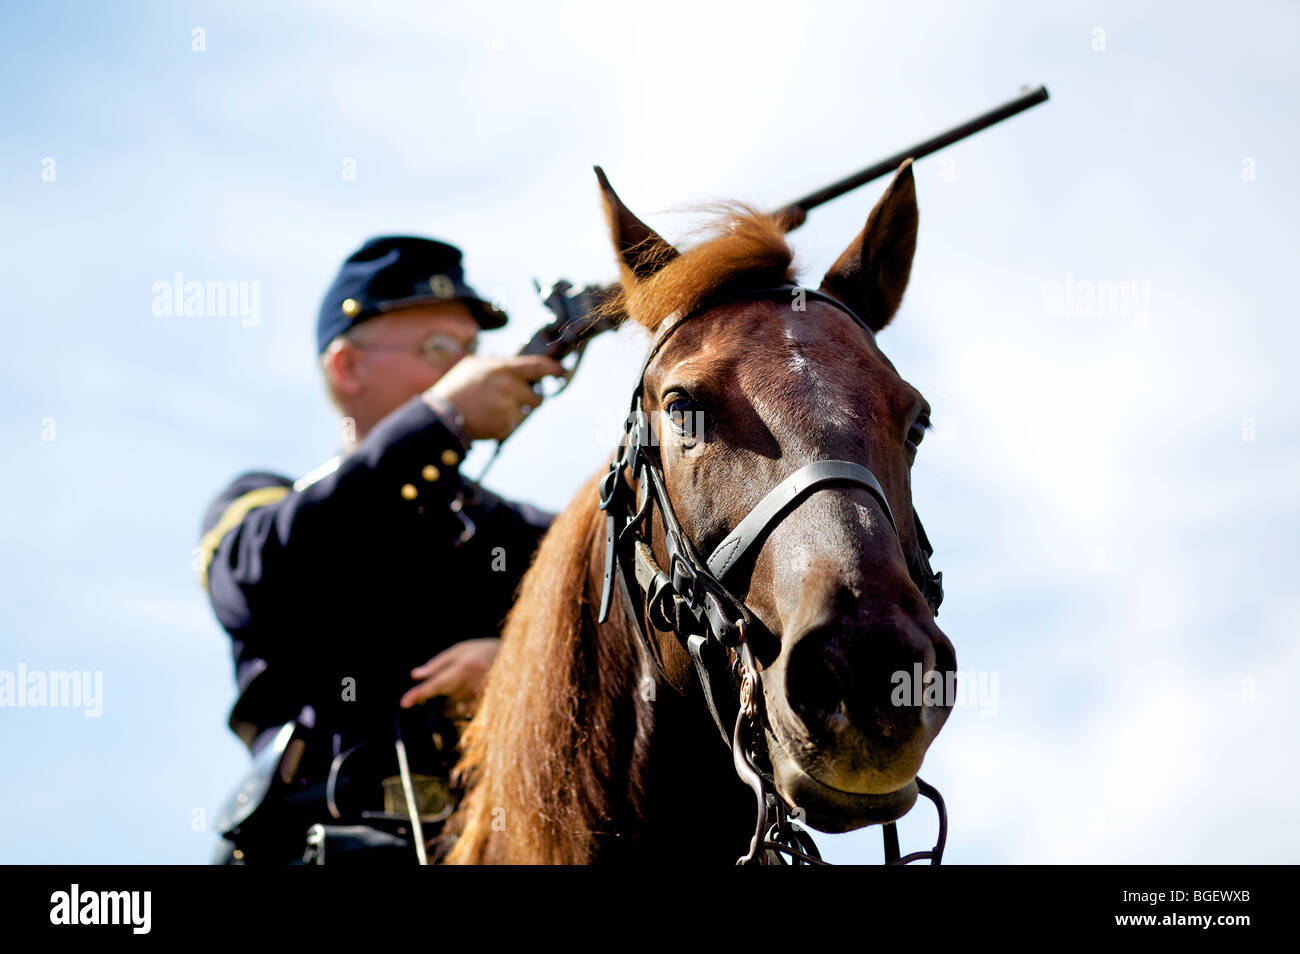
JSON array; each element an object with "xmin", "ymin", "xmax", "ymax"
[{"xmin": 196, "ymin": 485, "xmax": 291, "ymax": 590}]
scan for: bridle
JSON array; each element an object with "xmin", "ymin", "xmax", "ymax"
[{"xmin": 597, "ymin": 284, "xmax": 949, "ymax": 865}]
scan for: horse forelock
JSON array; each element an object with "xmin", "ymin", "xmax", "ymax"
[{"xmin": 604, "ymin": 204, "xmax": 799, "ymax": 333}]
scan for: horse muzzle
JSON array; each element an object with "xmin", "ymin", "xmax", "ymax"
[
  {"xmin": 763, "ymin": 726, "xmax": 920, "ymax": 832},
  {"xmin": 760, "ymin": 612, "xmax": 955, "ymax": 830}
]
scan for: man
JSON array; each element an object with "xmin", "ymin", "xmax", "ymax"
[{"xmin": 198, "ymin": 236, "xmax": 562, "ymax": 863}]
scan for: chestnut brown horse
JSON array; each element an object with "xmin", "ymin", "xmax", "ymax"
[{"xmin": 447, "ymin": 161, "xmax": 956, "ymax": 864}]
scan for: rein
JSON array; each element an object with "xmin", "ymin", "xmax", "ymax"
[{"xmin": 596, "ymin": 284, "xmax": 948, "ymax": 865}]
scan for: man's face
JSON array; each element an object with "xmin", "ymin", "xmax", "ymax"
[{"xmin": 329, "ymin": 301, "xmax": 479, "ymax": 427}]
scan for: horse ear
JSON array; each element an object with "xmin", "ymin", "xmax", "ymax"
[
  {"xmin": 595, "ymin": 166, "xmax": 678, "ymax": 285},
  {"xmin": 819, "ymin": 159, "xmax": 918, "ymax": 332}
]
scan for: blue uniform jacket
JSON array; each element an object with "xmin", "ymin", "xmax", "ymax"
[{"xmin": 197, "ymin": 395, "xmax": 553, "ymax": 756}]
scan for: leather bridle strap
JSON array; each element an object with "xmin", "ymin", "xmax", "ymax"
[
  {"xmin": 632, "ymin": 285, "xmax": 879, "ymax": 390},
  {"xmin": 706, "ymin": 460, "xmax": 897, "ymax": 581}
]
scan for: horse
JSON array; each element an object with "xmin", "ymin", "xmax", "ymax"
[{"xmin": 445, "ymin": 160, "xmax": 956, "ymax": 864}]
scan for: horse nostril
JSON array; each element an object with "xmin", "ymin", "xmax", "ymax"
[
  {"xmin": 782, "ymin": 618, "xmax": 943, "ymax": 737},
  {"xmin": 785, "ymin": 639, "xmax": 847, "ymax": 728}
]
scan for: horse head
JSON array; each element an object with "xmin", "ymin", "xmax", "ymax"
[{"xmin": 597, "ymin": 161, "xmax": 956, "ymax": 834}]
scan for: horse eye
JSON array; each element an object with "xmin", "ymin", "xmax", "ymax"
[
  {"xmin": 665, "ymin": 397, "xmax": 700, "ymax": 436},
  {"xmin": 907, "ymin": 419, "xmax": 928, "ymax": 450}
]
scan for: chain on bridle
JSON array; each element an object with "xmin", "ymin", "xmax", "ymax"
[{"xmin": 597, "ymin": 284, "xmax": 948, "ymax": 865}]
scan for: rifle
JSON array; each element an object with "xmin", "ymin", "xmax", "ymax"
[
  {"xmin": 516, "ymin": 279, "xmax": 620, "ymax": 396},
  {"xmin": 519, "ymin": 85, "xmax": 1049, "ymax": 371},
  {"xmin": 772, "ymin": 84, "xmax": 1049, "ymax": 230}
]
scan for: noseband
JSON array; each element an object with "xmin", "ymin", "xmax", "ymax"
[{"xmin": 597, "ymin": 284, "xmax": 948, "ymax": 865}]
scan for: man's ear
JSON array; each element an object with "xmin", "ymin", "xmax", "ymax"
[
  {"xmin": 322, "ymin": 337, "xmax": 364, "ymax": 401},
  {"xmin": 595, "ymin": 166, "xmax": 679, "ymax": 288},
  {"xmin": 819, "ymin": 159, "xmax": 918, "ymax": 332}
]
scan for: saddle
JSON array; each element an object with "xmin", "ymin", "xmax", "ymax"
[{"xmin": 215, "ymin": 706, "xmax": 461, "ymax": 865}]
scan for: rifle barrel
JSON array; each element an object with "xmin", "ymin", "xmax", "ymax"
[
  {"xmin": 529, "ymin": 85, "xmax": 1052, "ymax": 362},
  {"xmin": 777, "ymin": 85, "xmax": 1049, "ymax": 226}
]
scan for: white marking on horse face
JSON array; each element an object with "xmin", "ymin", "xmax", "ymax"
[
  {"xmin": 778, "ymin": 322, "xmax": 858, "ymax": 434},
  {"xmin": 783, "ymin": 327, "xmax": 810, "ymax": 374}
]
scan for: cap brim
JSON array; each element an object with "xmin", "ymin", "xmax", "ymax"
[{"xmin": 463, "ymin": 296, "xmax": 508, "ymax": 330}]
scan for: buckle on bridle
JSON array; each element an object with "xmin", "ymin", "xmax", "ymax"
[
  {"xmin": 597, "ymin": 459, "xmax": 622, "ymax": 512},
  {"xmin": 667, "ymin": 547, "xmax": 697, "ymax": 603},
  {"xmin": 627, "ymin": 409, "xmax": 652, "ymax": 459},
  {"xmin": 925, "ymin": 570, "xmax": 944, "ymax": 616}
]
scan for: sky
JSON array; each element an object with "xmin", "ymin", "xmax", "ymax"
[{"xmin": 1, "ymin": 0, "xmax": 1297, "ymax": 864}]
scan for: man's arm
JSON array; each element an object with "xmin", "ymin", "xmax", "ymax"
[
  {"xmin": 199, "ymin": 395, "xmax": 474, "ymax": 618},
  {"xmin": 197, "ymin": 396, "xmax": 483, "ymax": 747}
]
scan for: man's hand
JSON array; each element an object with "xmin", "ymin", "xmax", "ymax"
[
  {"xmin": 400, "ymin": 637, "xmax": 502, "ymax": 718},
  {"xmin": 423, "ymin": 355, "xmax": 565, "ymax": 443}
]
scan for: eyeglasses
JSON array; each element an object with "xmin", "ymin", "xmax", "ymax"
[{"xmin": 347, "ymin": 331, "xmax": 477, "ymax": 366}]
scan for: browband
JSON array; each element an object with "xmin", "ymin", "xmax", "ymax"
[{"xmin": 634, "ymin": 285, "xmax": 876, "ymax": 391}]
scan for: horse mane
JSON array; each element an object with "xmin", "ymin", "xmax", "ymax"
[
  {"xmin": 601, "ymin": 203, "xmax": 800, "ymax": 331},
  {"xmin": 446, "ymin": 204, "xmax": 798, "ymax": 864},
  {"xmin": 446, "ymin": 472, "xmax": 622, "ymax": 864}
]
